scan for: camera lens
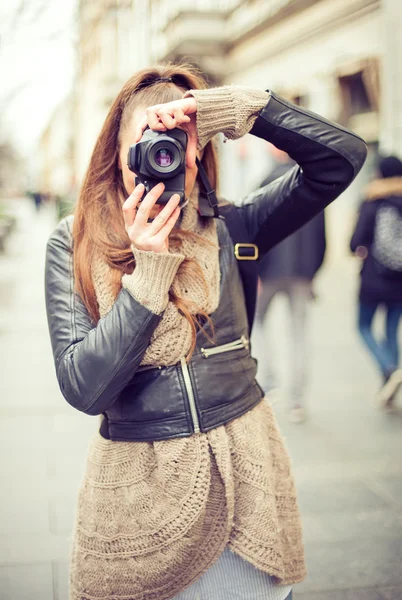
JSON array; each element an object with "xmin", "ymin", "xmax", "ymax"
[
  {"xmin": 154, "ymin": 147, "xmax": 174, "ymax": 168},
  {"xmin": 145, "ymin": 134, "xmax": 185, "ymax": 178}
]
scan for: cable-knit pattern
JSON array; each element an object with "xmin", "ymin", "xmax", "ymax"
[
  {"xmin": 70, "ymin": 87, "xmax": 305, "ymax": 599},
  {"xmin": 184, "ymin": 85, "xmax": 270, "ymax": 150},
  {"xmin": 70, "ymin": 401, "xmax": 304, "ymax": 599},
  {"xmin": 70, "ymin": 434, "xmax": 231, "ymax": 600},
  {"xmin": 122, "ymin": 248, "xmax": 185, "ymax": 314},
  {"xmin": 224, "ymin": 401, "xmax": 305, "ymax": 580}
]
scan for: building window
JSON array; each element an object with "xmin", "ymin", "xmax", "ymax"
[
  {"xmin": 337, "ymin": 59, "xmax": 380, "ymax": 142},
  {"xmin": 339, "ymin": 71, "xmax": 372, "ymax": 116}
]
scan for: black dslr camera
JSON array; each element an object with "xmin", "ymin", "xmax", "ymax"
[{"xmin": 127, "ymin": 128, "xmax": 187, "ymax": 205}]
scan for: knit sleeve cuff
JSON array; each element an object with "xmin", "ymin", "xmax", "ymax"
[
  {"xmin": 184, "ymin": 86, "xmax": 270, "ymax": 149},
  {"xmin": 122, "ymin": 246, "xmax": 185, "ymax": 315}
]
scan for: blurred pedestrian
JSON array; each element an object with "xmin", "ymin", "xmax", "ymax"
[
  {"xmin": 26, "ymin": 190, "xmax": 43, "ymax": 212},
  {"xmin": 253, "ymin": 148, "xmax": 326, "ymax": 423},
  {"xmin": 350, "ymin": 155, "xmax": 402, "ymax": 409},
  {"xmin": 45, "ymin": 64, "xmax": 366, "ymax": 599}
]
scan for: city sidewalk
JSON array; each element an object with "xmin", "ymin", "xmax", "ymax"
[{"xmin": 0, "ymin": 198, "xmax": 401, "ymax": 600}]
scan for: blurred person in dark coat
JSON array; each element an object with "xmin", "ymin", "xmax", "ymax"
[
  {"xmin": 26, "ymin": 190, "xmax": 43, "ymax": 212},
  {"xmin": 350, "ymin": 155, "xmax": 402, "ymax": 409},
  {"xmin": 253, "ymin": 146, "xmax": 326, "ymax": 423}
]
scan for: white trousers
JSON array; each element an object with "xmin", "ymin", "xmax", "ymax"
[
  {"xmin": 252, "ymin": 278, "xmax": 312, "ymax": 406},
  {"xmin": 172, "ymin": 547, "xmax": 292, "ymax": 600}
]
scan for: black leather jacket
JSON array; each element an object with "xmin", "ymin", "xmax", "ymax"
[{"xmin": 45, "ymin": 92, "xmax": 367, "ymax": 442}]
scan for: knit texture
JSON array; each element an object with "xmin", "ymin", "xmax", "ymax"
[
  {"xmin": 125, "ymin": 185, "xmax": 220, "ymax": 365},
  {"xmin": 122, "ymin": 247, "xmax": 185, "ymax": 314},
  {"xmin": 70, "ymin": 402, "xmax": 304, "ymax": 600},
  {"xmin": 70, "ymin": 85, "xmax": 305, "ymax": 600},
  {"xmin": 184, "ymin": 85, "xmax": 270, "ymax": 149}
]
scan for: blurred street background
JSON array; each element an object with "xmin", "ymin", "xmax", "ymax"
[{"xmin": 1, "ymin": 1, "xmax": 402, "ymax": 599}]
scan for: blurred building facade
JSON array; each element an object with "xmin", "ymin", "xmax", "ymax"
[
  {"xmin": 145, "ymin": 1, "xmax": 385, "ymax": 196},
  {"xmin": 38, "ymin": 96, "xmax": 75, "ymax": 198},
  {"xmin": 74, "ymin": 0, "xmax": 135, "ymax": 181},
  {"xmin": 39, "ymin": 0, "xmax": 402, "ymax": 257}
]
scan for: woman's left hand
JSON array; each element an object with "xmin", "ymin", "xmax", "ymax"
[{"xmin": 134, "ymin": 97, "xmax": 198, "ymax": 169}]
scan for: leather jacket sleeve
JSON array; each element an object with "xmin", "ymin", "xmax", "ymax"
[
  {"xmin": 239, "ymin": 91, "xmax": 368, "ymax": 255},
  {"xmin": 45, "ymin": 216, "xmax": 162, "ymax": 416}
]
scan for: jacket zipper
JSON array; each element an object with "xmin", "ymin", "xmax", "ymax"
[
  {"xmin": 180, "ymin": 357, "xmax": 200, "ymax": 434},
  {"xmin": 200, "ymin": 335, "xmax": 249, "ymax": 359},
  {"xmin": 137, "ymin": 365, "xmax": 163, "ymax": 372}
]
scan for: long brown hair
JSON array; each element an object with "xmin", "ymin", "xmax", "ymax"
[{"xmin": 73, "ymin": 64, "xmax": 218, "ymax": 356}]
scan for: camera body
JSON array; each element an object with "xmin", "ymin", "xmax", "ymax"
[{"xmin": 127, "ymin": 128, "xmax": 187, "ymax": 205}]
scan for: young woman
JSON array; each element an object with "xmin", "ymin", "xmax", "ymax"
[
  {"xmin": 45, "ymin": 64, "xmax": 367, "ymax": 600},
  {"xmin": 350, "ymin": 155, "xmax": 402, "ymax": 409}
]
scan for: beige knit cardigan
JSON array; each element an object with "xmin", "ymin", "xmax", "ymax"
[{"xmin": 69, "ymin": 86, "xmax": 306, "ymax": 600}]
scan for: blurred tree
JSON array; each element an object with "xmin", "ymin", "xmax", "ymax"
[{"xmin": 1, "ymin": 0, "xmax": 49, "ymax": 45}]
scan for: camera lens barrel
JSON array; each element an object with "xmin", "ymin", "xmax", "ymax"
[{"xmin": 145, "ymin": 137, "xmax": 184, "ymax": 179}]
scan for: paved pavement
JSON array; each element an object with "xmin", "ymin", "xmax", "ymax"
[{"xmin": 0, "ymin": 197, "xmax": 401, "ymax": 600}]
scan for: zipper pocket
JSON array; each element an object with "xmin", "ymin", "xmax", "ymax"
[
  {"xmin": 201, "ymin": 335, "xmax": 249, "ymax": 359},
  {"xmin": 180, "ymin": 357, "xmax": 200, "ymax": 434}
]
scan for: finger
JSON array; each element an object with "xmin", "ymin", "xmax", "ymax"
[
  {"xmin": 151, "ymin": 206, "xmax": 181, "ymax": 245},
  {"xmin": 146, "ymin": 107, "xmax": 166, "ymax": 131},
  {"xmin": 156, "ymin": 107, "xmax": 191, "ymax": 133},
  {"xmin": 182, "ymin": 97, "xmax": 197, "ymax": 115},
  {"xmin": 122, "ymin": 184, "xmax": 144, "ymax": 227},
  {"xmin": 134, "ymin": 115, "xmax": 148, "ymax": 143},
  {"xmin": 148, "ymin": 194, "xmax": 181, "ymax": 235},
  {"xmin": 133, "ymin": 182, "xmax": 165, "ymax": 228},
  {"xmin": 157, "ymin": 110, "xmax": 177, "ymax": 129},
  {"xmin": 172, "ymin": 107, "xmax": 191, "ymax": 125},
  {"xmin": 152, "ymin": 121, "xmax": 167, "ymax": 131}
]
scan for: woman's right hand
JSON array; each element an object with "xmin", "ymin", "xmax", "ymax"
[
  {"xmin": 134, "ymin": 97, "xmax": 198, "ymax": 169},
  {"xmin": 123, "ymin": 182, "xmax": 181, "ymax": 253}
]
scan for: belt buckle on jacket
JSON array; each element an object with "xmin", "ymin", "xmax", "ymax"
[{"xmin": 234, "ymin": 243, "xmax": 259, "ymax": 260}]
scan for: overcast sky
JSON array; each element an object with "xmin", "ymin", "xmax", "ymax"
[{"xmin": 0, "ymin": 0, "xmax": 77, "ymax": 155}]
